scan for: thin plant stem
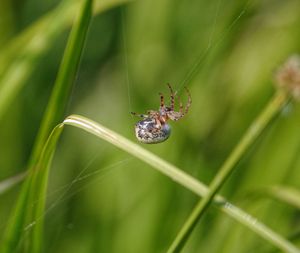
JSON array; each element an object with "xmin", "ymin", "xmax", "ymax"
[{"xmin": 167, "ymin": 90, "xmax": 290, "ymax": 253}]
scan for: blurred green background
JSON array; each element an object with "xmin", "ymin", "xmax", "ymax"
[{"xmin": 1, "ymin": 0, "xmax": 300, "ymax": 252}]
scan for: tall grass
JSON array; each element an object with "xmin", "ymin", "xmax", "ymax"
[{"xmin": 1, "ymin": 0, "xmax": 300, "ymax": 252}]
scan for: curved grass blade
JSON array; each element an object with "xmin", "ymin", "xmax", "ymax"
[
  {"xmin": 63, "ymin": 114, "xmax": 300, "ymax": 253},
  {"xmin": 4, "ymin": 114, "xmax": 298, "ymax": 252},
  {"xmin": 27, "ymin": 125, "xmax": 65, "ymax": 253}
]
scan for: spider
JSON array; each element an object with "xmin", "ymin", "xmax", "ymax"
[{"xmin": 131, "ymin": 83, "xmax": 192, "ymax": 144}]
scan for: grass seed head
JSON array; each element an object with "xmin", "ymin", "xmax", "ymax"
[{"xmin": 275, "ymin": 54, "xmax": 300, "ymax": 100}]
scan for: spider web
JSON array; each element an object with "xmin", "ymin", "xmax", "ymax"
[
  {"xmin": 178, "ymin": 0, "xmax": 252, "ymax": 91},
  {"xmin": 20, "ymin": 0, "xmax": 254, "ymax": 248},
  {"xmin": 20, "ymin": 157, "xmax": 132, "ymax": 240}
]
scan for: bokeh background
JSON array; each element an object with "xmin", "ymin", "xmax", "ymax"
[{"xmin": 1, "ymin": 0, "xmax": 300, "ymax": 252}]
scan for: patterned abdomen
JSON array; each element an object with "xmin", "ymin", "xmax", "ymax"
[{"xmin": 134, "ymin": 118, "xmax": 171, "ymax": 144}]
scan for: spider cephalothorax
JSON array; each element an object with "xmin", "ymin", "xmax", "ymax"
[{"xmin": 131, "ymin": 84, "xmax": 191, "ymax": 144}]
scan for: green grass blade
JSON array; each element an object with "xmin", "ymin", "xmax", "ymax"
[
  {"xmin": 0, "ymin": 0, "xmax": 79, "ymax": 119},
  {"xmin": 265, "ymin": 186, "xmax": 300, "ymax": 210},
  {"xmin": 63, "ymin": 114, "xmax": 300, "ymax": 253},
  {"xmin": 29, "ymin": 0, "xmax": 92, "ymax": 165},
  {"xmin": 28, "ymin": 125, "xmax": 65, "ymax": 253},
  {"xmin": 1, "ymin": 178, "xmax": 32, "ymax": 253},
  {"xmin": 4, "ymin": 113, "xmax": 298, "ymax": 252},
  {"xmin": 167, "ymin": 91, "xmax": 289, "ymax": 253},
  {"xmin": 0, "ymin": 125, "xmax": 64, "ymax": 253},
  {"xmin": 0, "ymin": 0, "xmax": 133, "ymax": 120},
  {"xmin": 28, "ymin": 0, "xmax": 93, "ymax": 252},
  {"xmin": 0, "ymin": 173, "xmax": 26, "ymax": 195},
  {"xmin": 1, "ymin": 0, "xmax": 93, "ymax": 252}
]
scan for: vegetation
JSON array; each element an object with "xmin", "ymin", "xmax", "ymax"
[{"xmin": 1, "ymin": 0, "xmax": 300, "ymax": 252}]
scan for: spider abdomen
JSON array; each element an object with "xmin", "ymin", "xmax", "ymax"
[{"xmin": 134, "ymin": 118, "xmax": 171, "ymax": 144}]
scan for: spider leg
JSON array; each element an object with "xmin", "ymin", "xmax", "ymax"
[
  {"xmin": 167, "ymin": 83, "xmax": 175, "ymax": 111},
  {"xmin": 131, "ymin": 112, "xmax": 148, "ymax": 118},
  {"xmin": 159, "ymin": 92, "xmax": 164, "ymax": 109},
  {"xmin": 167, "ymin": 111, "xmax": 183, "ymax": 121},
  {"xmin": 166, "ymin": 87, "xmax": 191, "ymax": 121},
  {"xmin": 184, "ymin": 86, "xmax": 192, "ymax": 114},
  {"xmin": 178, "ymin": 95, "xmax": 183, "ymax": 114}
]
